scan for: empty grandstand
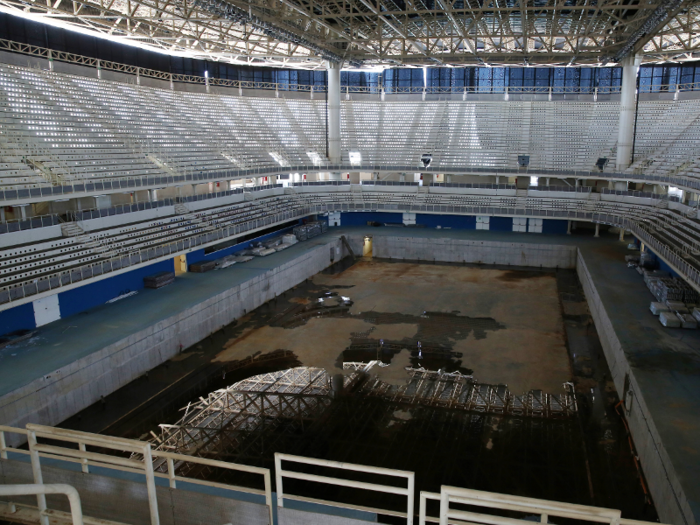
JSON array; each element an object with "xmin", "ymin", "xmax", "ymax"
[{"xmin": 1, "ymin": 4, "xmax": 700, "ymax": 525}]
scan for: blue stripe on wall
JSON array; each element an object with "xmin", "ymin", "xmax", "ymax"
[
  {"xmin": 542, "ymin": 219, "xmax": 569, "ymax": 235},
  {"xmin": 58, "ymin": 259, "xmax": 174, "ymax": 319},
  {"xmin": 0, "ymin": 302, "xmax": 36, "ymax": 336},
  {"xmin": 340, "ymin": 212, "xmax": 403, "ymax": 226},
  {"xmin": 416, "ymin": 214, "xmax": 476, "ymax": 229}
]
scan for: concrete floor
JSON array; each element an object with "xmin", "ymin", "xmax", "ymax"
[{"xmin": 214, "ymin": 260, "xmax": 571, "ymax": 394}]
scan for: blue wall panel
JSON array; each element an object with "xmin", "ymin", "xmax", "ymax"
[
  {"xmin": 0, "ymin": 302, "xmax": 36, "ymax": 336},
  {"xmin": 542, "ymin": 219, "xmax": 569, "ymax": 235},
  {"xmin": 489, "ymin": 217, "xmax": 513, "ymax": 231},
  {"xmin": 416, "ymin": 214, "xmax": 476, "ymax": 229},
  {"xmin": 340, "ymin": 212, "xmax": 403, "ymax": 226},
  {"xmin": 58, "ymin": 260, "xmax": 174, "ymax": 319}
]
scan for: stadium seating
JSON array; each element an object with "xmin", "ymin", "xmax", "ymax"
[
  {"xmin": 2, "ymin": 186, "xmax": 700, "ymax": 307},
  {"xmin": 1, "ymin": 60, "xmax": 700, "ymax": 193},
  {"xmin": 0, "ymin": 63, "xmax": 327, "ymax": 189}
]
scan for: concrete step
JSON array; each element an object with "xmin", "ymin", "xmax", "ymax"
[
  {"xmin": 61, "ymin": 222, "xmax": 85, "ymax": 237},
  {"xmin": 174, "ymin": 203, "xmax": 190, "ymax": 215}
]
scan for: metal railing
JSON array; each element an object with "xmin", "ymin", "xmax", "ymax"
[
  {"xmin": 422, "ymin": 485, "xmax": 667, "ymax": 525},
  {"xmin": 0, "ymin": 424, "xmax": 273, "ymax": 525},
  {"xmin": 3, "ymin": 38, "xmax": 700, "ymax": 98},
  {"xmin": 275, "ymin": 452, "xmax": 415, "ymax": 524},
  {"xmin": 0, "ymin": 484, "xmax": 85, "ymax": 525},
  {"xmin": 0, "ymin": 205, "xmax": 311, "ymax": 306},
  {"xmin": 4, "ymin": 165, "xmax": 700, "ymax": 204},
  {"xmin": 3, "ymin": 188, "xmax": 700, "ymax": 307},
  {"xmin": 0, "ymin": 213, "xmax": 62, "ymax": 233},
  {"xmin": 0, "ymin": 423, "xmax": 669, "ymax": 525}
]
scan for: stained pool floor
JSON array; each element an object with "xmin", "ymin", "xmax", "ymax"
[{"xmin": 60, "ymin": 257, "xmax": 656, "ymax": 522}]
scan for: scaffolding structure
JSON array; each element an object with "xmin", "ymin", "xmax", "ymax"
[
  {"xmin": 147, "ymin": 368, "xmax": 359, "ymax": 476},
  {"xmin": 355, "ymin": 367, "xmax": 577, "ymax": 419}
]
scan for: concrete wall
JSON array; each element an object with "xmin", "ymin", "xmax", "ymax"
[
  {"xmin": 576, "ymin": 252, "xmax": 694, "ymax": 525},
  {"xmin": 0, "ymin": 238, "xmax": 347, "ymax": 445},
  {"xmin": 356, "ymin": 234, "xmax": 577, "ymax": 268}
]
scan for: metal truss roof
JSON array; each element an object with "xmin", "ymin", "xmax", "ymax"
[{"xmin": 1, "ymin": 0, "xmax": 700, "ymax": 68}]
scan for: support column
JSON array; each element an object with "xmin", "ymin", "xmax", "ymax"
[
  {"xmin": 149, "ymin": 189, "xmax": 157, "ymax": 202},
  {"xmin": 594, "ymin": 223, "xmax": 600, "ymax": 238},
  {"xmin": 619, "ymin": 229, "xmax": 625, "ymax": 242},
  {"xmin": 327, "ymin": 62, "xmax": 341, "ymax": 165},
  {"xmin": 567, "ymin": 220, "xmax": 572, "ymax": 235},
  {"xmin": 0, "ymin": 207, "xmax": 5, "ymax": 223},
  {"xmin": 616, "ymin": 54, "xmax": 642, "ymax": 171}
]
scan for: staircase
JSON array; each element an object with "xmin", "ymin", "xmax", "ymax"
[
  {"xmin": 174, "ymin": 203, "xmax": 190, "ymax": 215},
  {"xmin": 61, "ymin": 222, "xmax": 113, "ymax": 255},
  {"xmin": 515, "ymin": 188, "xmax": 528, "ymax": 208},
  {"xmin": 175, "ymin": 203, "xmax": 216, "ymax": 232}
]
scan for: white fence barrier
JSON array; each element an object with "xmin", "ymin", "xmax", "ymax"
[{"xmin": 275, "ymin": 452, "xmax": 415, "ymax": 524}]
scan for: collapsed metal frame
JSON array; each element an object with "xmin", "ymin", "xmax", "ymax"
[
  {"xmin": 149, "ymin": 368, "xmax": 359, "ymax": 475},
  {"xmin": 356, "ymin": 367, "xmax": 578, "ymax": 419}
]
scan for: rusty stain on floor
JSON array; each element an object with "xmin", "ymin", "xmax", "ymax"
[{"xmin": 213, "ymin": 260, "xmax": 571, "ymax": 394}]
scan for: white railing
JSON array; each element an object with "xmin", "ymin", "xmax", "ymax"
[
  {"xmin": 420, "ymin": 486, "xmax": 669, "ymax": 525},
  {"xmin": 2, "ymin": 38, "xmax": 699, "ymax": 97},
  {"xmin": 275, "ymin": 452, "xmax": 415, "ymax": 524},
  {"xmin": 0, "ymin": 424, "xmax": 273, "ymax": 525},
  {"xmin": 0, "ymin": 484, "xmax": 84, "ymax": 525},
  {"xmin": 3, "ymin": 188, "xmax": 700, "ymax": 310},
  {"xmin": 0, "ymin": 424, "xmax": 669, "ymax": 525}
]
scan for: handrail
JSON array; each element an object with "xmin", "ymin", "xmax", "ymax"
[
  {"xmin": 1, "ymin": 424, "xmax": 669, "ymax": 525},
  {"xmin": 3, "ymin": 189, "xmax": 700, "ymax": 310},
  {"xmin": 435, "ymin": 485, "xmax": 671, "ymax": 525},
  {"xmin": 0, "ymin": 424, "xmax": 274, "ymax": 525},
  {"xmin": 3, "ymin": 165, "xmax": 700, "ymax": 204},
  {"xmin": 275, "ymin": 452, "xmax": 415, "ymax": 524},
  {"xmin": 1, "ymin": 38, "xmax": 700, "ymax": 96},
  {"xmin": 0, "ymin": 484, "xmax": 84, "ymax": 525}
]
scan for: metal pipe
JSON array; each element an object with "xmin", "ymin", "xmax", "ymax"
[{"xmin": 0, "ymin": 484, "xmax": 84, "ymax": 525}]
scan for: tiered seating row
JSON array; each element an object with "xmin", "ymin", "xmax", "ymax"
[
  {"xmin": 341, "ymin": 100, "xmax": 622, "ymax": 171},
  {"xmin": 3, "ymin": 189, "xmax": 700, "ymax": 307},
  {"xmin": 627, "ymin": 99, "xmax": 700, "ymax": 179},
  {"xmin": 3, "ymin": 60, "xmax": 700, "ymax": 195},
  {"xmin": 0, "ymin": 63, "xmax": 327, "ymax": 189}
]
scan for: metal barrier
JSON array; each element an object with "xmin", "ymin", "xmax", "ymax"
[
  {"xmin": 428, "ymin": 486, "xmax": 669, "ymax": 525},
  {"xmin": 0, "ymin": 424, "xmax": 273, "ymax": 525},
  {"xmin": 275, "ymin": 452, "xmax": 415, "ymax": 524},
  {"xmin": 0, "ymin": 484, "xmax": 85, "ymax": 525},
  {"xmin": 4, "ymin": 189, "xmax": 700, "ymax": 308},
  {"xmin": 0, "ymin": 425, "xmax": 670, "ymax": 525}
]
